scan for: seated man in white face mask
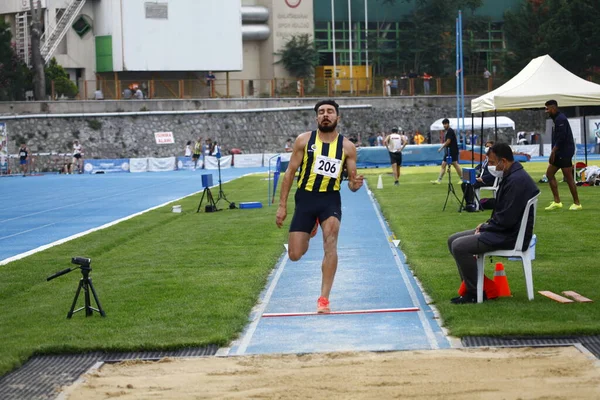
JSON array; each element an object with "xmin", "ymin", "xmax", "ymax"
[{"xmin": 446, "ymin": 142, "xmax": 540, "ymax": 304}]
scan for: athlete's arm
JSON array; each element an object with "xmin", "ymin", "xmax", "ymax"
[
  {"xmin": 383, "ymin": 134, "xmax": 391, "ymax": 150},
  {"xmin": 344, "ymin": 139, "xmax": 364, "ymax": 192},
  {"xmin": 276, "ymin": 132, "xmax": 309, "ymax": 228}
]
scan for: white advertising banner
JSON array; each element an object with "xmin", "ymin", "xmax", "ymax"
[
  {"xmin": 568, "ymin": 118, "xmax": 582, "ymax": 144},
  {"xmin": 204, "ymin": 155, "xmax": 232, "ymax": 170},
  {"xmin": 233, "ymin": 154, "xmax": 263, "ymax": 168},
  {"xmin": 154, "ymin": 132, "xmax": 174, "ymax": 144},
  {"xmin": 129, "ymin": 158, "xmax": 149, "ymax": 173},
  {"xmin": 263, "ymin": 153, "xmax": 280, "ymax": 168},
  {"xmin": 0, "ymin": 122, "xmax": 7, "ymax": 173},
  {"xmin": 148, "ymin": 157, "xmax": 176, "ymax": 172}
]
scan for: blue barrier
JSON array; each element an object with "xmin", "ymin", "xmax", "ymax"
[{"xmin": 358, "ymin": 145, "xmax": 447, "ymax": 167}]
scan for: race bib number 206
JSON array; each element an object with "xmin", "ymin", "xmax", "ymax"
[{"xmin": 313, "ymin": 155, "xmax": 342, "ymax": 179}]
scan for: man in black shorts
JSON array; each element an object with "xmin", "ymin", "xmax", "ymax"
[
  {"xmin": 431, "ymin": 118, "xmax": 462, "ymax": 184},
  {"xmin": 383, "ymin": 127, "xmax": 407, "ymax": 185},
  {"xmin": 544, "ymin": 100, "xmax": 582, "ymax": 210},
  {"xmin": 18, "ymin": 143, "xmax": 28, "ymax": 176},
  {"xmin": 276, "ymin": 99, "xmax": 364, "ymax": 313}
]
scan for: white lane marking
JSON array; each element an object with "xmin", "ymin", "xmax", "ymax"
[{"xmin": 233, "ymin": 253, "xmax": 290, "ymax": 355}]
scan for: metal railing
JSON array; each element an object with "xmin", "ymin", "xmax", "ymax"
[{"xmin": 48, "ymin": 75, "xmax": 516, "ymax": 101}]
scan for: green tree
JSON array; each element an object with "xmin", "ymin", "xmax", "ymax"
[
  {"xmin": 274, "ymin": 34, "xmax": 321, "ymax": 79},
  {"xmin": 504, "ymin": 0, "xmax": 600, "ymax": 77},
  {"xmin": 395, "ymin": 0, "xmax": 484, "ymax": 75},
  {"xmin": 0, "ymin": 20, "xmax": 31, "ymax": 101},
  {"xmin": 45, "ymin": 58, "xmax": 79, "ymax": 99}
]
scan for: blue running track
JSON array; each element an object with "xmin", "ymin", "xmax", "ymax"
[{"xmin": 0, "ymin": 168, "xmax": 267, "ymax": 264}]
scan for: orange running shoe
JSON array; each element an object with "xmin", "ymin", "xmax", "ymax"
[
  {"xmin": 317, "ymin": 296, "xmax": 330, "ymax": 313},
  {"xmin": 310, "ymin": 218, "xmax": 320, "ymax": 238}
]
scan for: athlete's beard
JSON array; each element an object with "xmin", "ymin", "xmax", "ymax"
[{"xmin": 318, "ymin": 119, "xmax": 338, "ymax": 133}]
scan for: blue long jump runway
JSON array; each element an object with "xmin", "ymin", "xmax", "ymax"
[
  {"xmin": 227, "ymin": 183, "xmax": 450, "ymax": 355},
  {"xmin": 0, "ymin": 168, "xmax": 267, "ymax": 264}
]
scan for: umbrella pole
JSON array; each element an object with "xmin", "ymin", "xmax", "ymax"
[
  {"xmin": 480, "ymin": 113, "xmax": 484, "ymax": 163},
  {"xmin": 471, "ymin": 113, "xmax": 474, "ymax": 167},
  {"xmin": 494, "ymin": 109, "xmax": 498, "ymax": 142},
  {"xmin": 583, "ymin": 107, "xmax": 588, "ymax": 165}
]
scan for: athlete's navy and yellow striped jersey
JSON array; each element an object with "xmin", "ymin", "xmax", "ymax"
[{"xmin": 297, "ymin": 130, "xmax": 346, "ymax": 192}]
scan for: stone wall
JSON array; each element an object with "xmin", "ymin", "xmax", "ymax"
[{"xmin": 1, "ymin": 97, "xmax": 546, "ymax": 171}]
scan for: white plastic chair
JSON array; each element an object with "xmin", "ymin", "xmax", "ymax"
[
  {"xmin": 475, "ymin": 176, "xmax": 499, "ymax": 201},
  {"xmin": 476, "ymin": 193, "xmax": 540, "ymax": 303}
]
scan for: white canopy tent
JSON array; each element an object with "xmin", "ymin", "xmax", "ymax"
[
  {"xmin": 430, "ymin": 117, "xmax": 515, "ymax": 131},
  {"xmin": 472, "ymin": 55, "xmax": 600, "ymax": 113}
]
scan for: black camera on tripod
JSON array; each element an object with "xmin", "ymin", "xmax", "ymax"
[
  {"xmin": 72, "ymin": 257, "xmax": 91, "ymax": 267},
  {"xmin": 47, "ymin": 256, "xmax": 106, "ymax": 319}
]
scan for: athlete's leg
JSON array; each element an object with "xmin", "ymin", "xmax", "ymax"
[
  {"xmin": 453, "ymin": 161, "xmax": 463, "ymax": 179},
  {"xmin": 287, "ymin": 231, "xmax": 311, "ymax": 261},
  {"xmin": 391, "ymin": 162, "xmax": 398, "ymax": 181},
  {"xmin": 319, "ymin": 215, "xmax": 340, "ymax": 299},
  {"xmin": 561, "ymin": 166, "xmax": 580, "ymax": 205},
  {"xmin": 546, "ymin": 164, "xmax": 560, "ymax": 203}
]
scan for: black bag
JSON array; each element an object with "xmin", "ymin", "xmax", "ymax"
[{"xmin": 461, "ymin": 182, "xmax": 476, "ymax": 209}]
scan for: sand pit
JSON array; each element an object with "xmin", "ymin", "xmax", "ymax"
[{"xmin": 62, "ymin": 346, "xmax": 600, "ymax": 399}]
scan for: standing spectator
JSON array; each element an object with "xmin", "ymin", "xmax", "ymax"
[
  {"xmin": 376, "ymin": 132, "xmax": 384, "ymax": 146},
  {"xmin": 431, "ymin": 118, "xmax": 462, "ymax": 184},
  {"xmin": 70, "ymin": 140, "xmax": 84, "ymax": 174},
  {"xmin": 18, "ymin": 143, "xmax": 28, "ymax": 176},
  {"xmin": 400, "ymin": 72, "xmax": 408, "ymax": 95},
  {"xmin": 483, "ymin": 68, "xmax": 491, "ymax": 79},
  {"xmin": 408, "ymin": 70, "xmax": 418, "ymax": 95},
  {"xmin": 206, "ymin": 71, "xmax": 216, "ymax": 91},
  {"xmin": 384, "ymin": 77, "xmax": 391, "ymax": 96},
  {"xmin": 391, "ymin": 76, "xmax": 398, "ymax": 96},
  {"xmin": 284, "ymin": 138, "xmax": 293, "ymax": 152},
  {"xmin": 384, "ymin": 127, "xmax": 408, "ymax": 186},
  {"xmin": 368, "ymin": 133, "xmax": 377, "ymax": 147},
  {"xmin": 543, "ymin": 100, "xmax": 582, "ymax": 211},
  {"xmin": 94, "ymin": 89, "xmax": 104, "ymax": 100},
  {"xmin": 133, "ymin": 85, "xmax": 144, "ymax": 99},
  {"xmin": 122, "ymin": 87, "xmax": 132, "ymax": 99},
  {"xmin": 422, "ymin": 72, "xmax": 433, "ymax": 95},
  {"xmin": 414, "ymin": 130, "xmax": 425, "ymax": 145},
  {"xmin": 184, "ymin": 140, "xmax": 192, "ymax": 157}
]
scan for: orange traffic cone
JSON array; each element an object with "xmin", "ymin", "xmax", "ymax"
[
  {"xmin": 493, "ymin": 262, "xmax": 511, "ymax": 297},
  {"xmin": 458, "ymin": 277, "xmax": 498, "ymax": 298}
]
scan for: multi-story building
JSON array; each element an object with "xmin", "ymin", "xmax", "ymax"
[{"xmin": 1, "ymin": 0, "xmax": 520, "ymax": 99}]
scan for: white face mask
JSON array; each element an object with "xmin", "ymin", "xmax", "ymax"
[{"xmin": 488, "ymin": 164, "xmax": 504, "ymax": 178}]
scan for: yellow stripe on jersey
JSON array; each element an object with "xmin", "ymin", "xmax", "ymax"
[{"xmin": 297, "ymin": 130, "xmax": 346, "ymax": 192}]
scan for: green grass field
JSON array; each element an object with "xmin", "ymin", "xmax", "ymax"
[{"xmin": 0, "ymin": 162, "xmax": 598, "ymax": 377}]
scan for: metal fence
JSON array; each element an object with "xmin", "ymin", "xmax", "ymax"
[{"xmin": 52, "ymin": 75, "xmax": 516, "ymax": 101}]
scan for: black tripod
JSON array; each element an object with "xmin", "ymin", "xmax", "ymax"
[
  {"xmin": 214, "ymin": 157, "xmax": 236, "ymax": 209},
  {"xmin": 443, "ymin": 156, "xmax": 461, "ymax": 211},
  {"xmin": 47, "ymin": 257, "xmax": 106, "ymax": 319},
  {"xmin": 196, "ymin": 185, "xmax": 218, "ymax": 212}
]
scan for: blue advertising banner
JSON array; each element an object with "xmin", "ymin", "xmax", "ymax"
[
  {"xmin": 576, "ymin": 144, "xmax": 596, "ymax": 156},
  {"xmin": 357, "ymin": 145, "xmax": 443, "ymax": 167},
  {"xmin": 84, "ymin": 159, "xmax": 130, "ymax": 174}
]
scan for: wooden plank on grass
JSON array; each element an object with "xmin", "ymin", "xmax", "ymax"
[
  {"xmin": 562, "ymin": 291, "xmax": 593, "ymax": 303},
  {"xmin": 538, "ymin": 291, "xmax": 574, "ymax": 303}
]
